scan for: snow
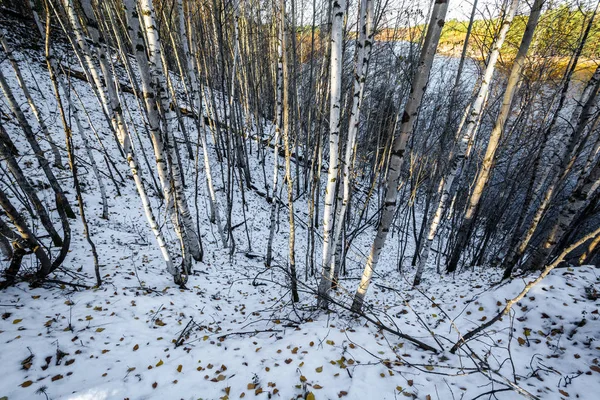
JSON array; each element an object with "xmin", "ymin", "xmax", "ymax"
[{"xmin": 1, "ymin": 18, "xmax": 600, "ymax": 400}]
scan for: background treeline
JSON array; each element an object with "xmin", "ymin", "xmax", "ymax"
[{"xmin": 378, "ymin": 2, "xmax": 600, "ymax": 79}]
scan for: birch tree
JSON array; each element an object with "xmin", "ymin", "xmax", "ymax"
[
  {"xmin": 108, "ymin": 24, "xmax": 180, "ymax": 283},
  {"xmin": 266, "ymin": 0, "xmax": 284, "ymax": 268},
  {"xmin": 318, "ymin": 0, "xmax": 346, "ymax": 306},
  {"xmin": 351, "ymin": 0, "xmax": 449, "ymax": 313},
  {"xmin": 446, "ymin": 0, "xmax": 545, "ymax": 273},
  {"xmin": 138, "ymin": 0, "xmax": 203, "ymax": 266},
  {"xmin": 319, "ymin": 0, "xmax": 374, "ymax": 303},
  {"xmin": 178, "ymin": 0, "xmax": 226, "ymax": 246},
  {"xmin": 413, "ymin": 0, "xmax": 520, "ymax": 285},
  {"xmin": 280, "ymin": 0, "xmax": 300, "ymax": 301},
  {"xmin": 123, "ymin": 0, "xmax": 186, "ymax": 282}
]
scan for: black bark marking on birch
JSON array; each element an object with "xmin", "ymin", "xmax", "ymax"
[{"xmin": 401, "ymin": 111, "xmax": 410, "ymax": 123}]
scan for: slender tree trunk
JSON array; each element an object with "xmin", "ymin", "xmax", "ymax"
[
  {"xmin": 180, "ymin": 0, "xmax": 226, "ymax": 247},
  {"xmin": 138, "ymin": 0, "xmax": 202, "ymax": 265},
  {"xmin": 123, "ymin": 0, "xmax": 184, "ymax": 283},
  {"xmin": 280, "ymin": 0, "xmax": 299, "ymax": 301},
  {"xmin": 446, "ymin": 0, "xmax": 544, "ymax": 273},
  {"xmin": 351, "ymin": 0, "xmax": 449, "ymax": 312},
  {"xmin": 318, "ymin": 0, "xmax": 346, "ymax": 306},
  {"xmin": 0, "ymin": 187, "xmax": 52, "ymax": 281},
  {"xmin": 414, "ymin": 0, "xmax": 520, "ymax": 285},
  {"xmin": 42, "ymin": 7, "xmax": 102, "ymax": 285},
  {"xmin": 265, "ymin": 2, "xmax": 284, "ymax": 267},
  {"xmin": 321, "ymin": 0, "xmax": 374, "ymax": 302}
]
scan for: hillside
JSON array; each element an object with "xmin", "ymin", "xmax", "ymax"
[{"xmin": 1, "ymin": 1, "xmax": 600, "ymax": 399}]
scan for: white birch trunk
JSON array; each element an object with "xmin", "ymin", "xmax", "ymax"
[
  {"xmin": 62, "ymin": 0, "xmax": 122, "ymax": 146},
  {"xmin": 318, "ymin": 0, "xmax": 346, "ymax": 305},
  {"xmin": 351, "ymin": 0, "xmax": 449, "ymax": 312},
  {"xmin": 79, "ymin": 0, "xmax": 132, "ymax": 153},
  {"xmin": 178, "ymin": 0, "xmax": 225, "ymax": 247},
  {"xmin": 138, "ymin": 0, "xmax": 202, "ymax": 263},
  {"xmin": 447, "ymin": 0, "xmax": 544, "ymax": 273},
  {"xmin": 413, "ymin": 0, "xmax": 520, "ymax": 285},
  {"xmin": 321, "ymin": 0, "xmax": 374, "ymax": 302},
  {"xmin": 265, "ymin": 7, "xmax": 284, "ymax": 267}
]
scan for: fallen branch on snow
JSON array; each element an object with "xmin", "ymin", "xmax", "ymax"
[{"xmin": 451, "ymin": 225, "xmax": 600, "ymax": 354}]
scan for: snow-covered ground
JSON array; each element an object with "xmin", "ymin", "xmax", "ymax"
[{"xmin": 1, "ymin": 17, "xmax": 600, "ymax": 400}]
